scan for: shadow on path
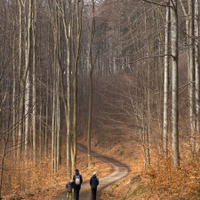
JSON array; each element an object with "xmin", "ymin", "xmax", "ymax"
[{"xmin": 54, "ymin": 143, "xmax": 129, "ymax": 200}]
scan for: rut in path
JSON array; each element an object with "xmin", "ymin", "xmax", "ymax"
[{"xmin": 54, "ymin": 143, "xmax": 129, "ymax": 200}]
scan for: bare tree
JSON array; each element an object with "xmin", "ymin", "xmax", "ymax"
[
  {"xmin": 32, "ymin": 0, "xmax": 37, "ymax": 164},
  {"xmin": 12, "ymin": 20, "xmax": 17, "ymax": 164},
  {"xmin": 71, "ymin": 0, "xmax": 83, "ymax": 172},
  {"xmin": 163, "ymin": 0, "xmax": 170, "ymax": 156},
  {"xmin": 188, "ymin": 0, "xmax": 195, "ymax": 154},
  {"xmin": 87, "ymin": 0, "xmax": 95, "ymax": 168},
  {"xmin": 24, "ymin": 0, "xmax": 32, "ymax": 159},
  {"xmin": 171, "ymin": 0, "xmax": 179, "ymax": 166},
  {"xmin": 59, "ymin": 0, "xmax": 72, "ymax": 178},
  {"xmin": 17, "ymin": 0, "xmax": 22, "ymax": 160},
  {"xmin": 194, "ymin": 0, "xmax": 199, "ymax": 152},
  {"xmin": 179, "ymin": 0, "xmax": 195, "ymax": 154}
]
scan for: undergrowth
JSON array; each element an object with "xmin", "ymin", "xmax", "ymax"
[
  {"xmin": 1, "ymin": 157, "xmax": 68, "ymax": 197},
  {"xmin": 1, "ymin": 149, "xmax": 112, "ymax": 200},
  {"xmin": 99, "ymin": 141, "xmax": 200, "ymax": 200},
  {"xmin": 143, "ymin": 154, "xmax": 200, "ymax": 199}
]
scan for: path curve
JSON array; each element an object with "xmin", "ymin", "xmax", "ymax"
[{"xmin": 54, "ymin": 143, "xmax": 129, "ymax": 200}]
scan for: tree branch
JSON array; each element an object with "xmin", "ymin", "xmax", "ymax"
[
  {"xmin": 139, "ymin": 0, "xmax": 171, "ymax": 8},
  {"xmin": 129, "ymin": 53, "xmax": 172, "ymax": 65}
]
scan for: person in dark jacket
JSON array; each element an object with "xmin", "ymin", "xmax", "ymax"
[
  {"xmin": 73, "ymin": 169, "xmax": 83, "ymax": 200},
  {"xmin": 90, "ymin": 172, "xmax": 99, "ymax": 200}
]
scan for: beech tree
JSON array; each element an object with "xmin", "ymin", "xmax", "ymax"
[
  {"xmin": 59, "ymin": 0, "xmax": 72, "ymax": 178},
  {"xmin": 71, "ymin": 0, "xmax": 83, "ymax": 172},
  {"xmin": 24, "ymin": 0, "xmax": 32, "ymax": 160},
  {"xmin": 163, "ymin": 0, "xmax": 170, "ymax": 156},
  {"xmin": 87, "ymin": 0, "xmax": 95, "ymax": 168},
  {"xmin": 32, "ymin": 0, "xmax": 37, "ymax": 164},
  {"xmin": 194, "ymin": 0, "xmax": 199, "ymax": 151},
  {"xmin": 179, "ymin": 0, "xmax": 200, "ymax": 155},
  {"xmin": 171, "ymin": 0, "xmax": 179, "ymax": 166}
]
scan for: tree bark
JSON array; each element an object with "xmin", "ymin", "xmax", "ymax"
[
  {"xmin": 32, "ymin": 0, "xmax": 37, "ymax": 164},
  {"xmin": 71, "ymin": 0, "xmax": 83, "ymax": 173},
  {"xmin": 17, "ymin": 0, "xmax": 22, "ymax": 161},
  {"xmin": 24, "ymin": 0, "xmax": 32, "ymax": 159},
  {"xmin": 188, "ymin": 0, "xmax": 195, "ymax": 154},
  {"xmin": 12, "ymin": 21, "xmax": 16, "ymax": 164},
  {"xmin": 60, "ymin": 0, "xmax": 72, "ymax": 178},
  {"xmin": 194, "ymin": 0, "xmax": 199, "ymax": 152},
  {"xmin": 87, "ymin": 0, "xmax": 95, "ymax": 168},
  {"xmin": 171, "ymin": 0, "xmax": 180, "ymax": 166},
  {"xmin": 163, "ymin": 0, "xmax": 170, "ymax": 156}
]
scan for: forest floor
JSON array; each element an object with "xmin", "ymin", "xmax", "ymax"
[
  {"xmin": 3, "ymin": 134, "xmax": 200, "ymax": 199},
  {"xmin": 3, "ymin": 135, "xmax": 144, "ymax": 200},
  {"xmin": 2, "ymin": 146, "xmax": 113, "ymax": 200}
]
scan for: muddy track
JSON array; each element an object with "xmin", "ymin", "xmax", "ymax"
[{"xmin": 54, "ymin": 143, "xmax": 129, "ymax": 200}]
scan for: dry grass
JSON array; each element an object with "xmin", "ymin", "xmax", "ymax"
[
  {"xmin": 95, "ymin": 137, "xmax": 200, "ymax": 200},
  {"xmin": 2, "ymin": 134, "xmax": 200, "ymax": 200},
  {"xmin": 1, "ymin": 149, "xmax": 112, "ymax": 200}
]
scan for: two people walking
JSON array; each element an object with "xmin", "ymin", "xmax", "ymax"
[{"xmin": 66, "ymin": 169, "xmax": 99, "ymax": 200}]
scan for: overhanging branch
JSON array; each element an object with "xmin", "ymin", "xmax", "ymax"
[{"xmin": 139, "ymin": 0, "xmax": 171, "ymax": 8}]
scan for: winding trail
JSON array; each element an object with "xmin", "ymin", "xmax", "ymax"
[{"xmin": 54, "ymin": 144, "xmax": 129, "ymax": 200}]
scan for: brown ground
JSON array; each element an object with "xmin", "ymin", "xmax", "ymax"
[
  {"xmin": 2, "ymin": 148, "xmax": 113, "ymax": 200},
  {"xmin": 3, "ymin": 135, "xmax": 143, "ymax": 200},
  {"xmin": 3, "ymin": 127, "xmax": 200, "ymax": 200}
]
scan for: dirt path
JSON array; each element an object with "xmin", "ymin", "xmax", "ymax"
[{"xmin": 54, "ymin": 144, "xmax": 128, "ymax": 200}]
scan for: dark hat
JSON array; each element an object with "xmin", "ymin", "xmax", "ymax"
[{"xmin": 75, "ymin": 169, "xmax": 79, "ymax": 172}]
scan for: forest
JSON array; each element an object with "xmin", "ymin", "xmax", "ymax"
[{"xmin": 0, "ymin": 0, "xmax": 200, "ymax": 199}]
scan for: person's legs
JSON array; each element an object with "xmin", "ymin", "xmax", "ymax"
[
  {"xmin": 69, "ymin": 192, "xmax": 72, "ymax": 200},
  {"xmin": 67, "ymin": 192, "xmax": 69, "ymax": 199},
  {"xmin": 77, "ymin": 189, "xmax": 79, "ymax": 200},
  {"xmin": 74, "ymin": 188, "xmax": 77, "ymax": 200},
  {"xmin": 74, "ymin": 188, "xmax": 79, "ymax": 200},
  {"xmin": 91, "ymin": 189, "xmax": 97, "ymax": 200}
]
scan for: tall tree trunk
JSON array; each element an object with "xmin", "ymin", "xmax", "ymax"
[
  {"xmin": 163, "ymin": 0, "xmax": 170, "ymax": 156},
  {"xmin": 32, "ymin": 0, "xmax": 37, "ymax": 164},
  {"xmin": 51, "ymin": 74, "xmax": 56, "ymax": 172},
  {"xmin": 51, "ymin": 43, "xmax": 56, "ymax": 171},
  {"xmin": 60, "ymin": 0, "xmax": 72, "ymax": 178},
  {"xmin": 171, "ymin": 0, "xmax": 179, "ymax": 166},
  {"xmin": 144, "ymin": 6, "xmax": 150, "ymax": 166},
  {"xmin": 17, "ymin": 0, "xmax": 22, "ymax": 161},
  {"xmin": 194, "ymin": 0, "xmax": 199, "ymax": 152},
  {"xmin": 24, "ymin": 0, "xmax": 32, "ymax": 159},
  {"xmin": 45, "ymin": 69, "xmax": 49, "ymax": 159},
  {"xmin": 12, "ymin": 21, "xmax": 16, "ymax": 164},
  {"xmin": 188, "ymin": 0, "xmax": 195, "ymax": 154},
  {"xmin": 66, "ymin": 20, "xmax": 71, "ymax": 178},
  {"xmin": 71, "ymin": 0, "xmax": 83, "ymax": 173},
  {"xmin": 56, "ymin": 61, "xmax": 60, "ymax": 171},
  {"xmin": 87, "ymin": 0, "xmax": 95, "ymax": 168}
]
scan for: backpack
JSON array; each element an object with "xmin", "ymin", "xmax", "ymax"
[
  {"xmin": 67, "ymin": 184, "xmax": 72, "ymax": 193},
  {"xmin": 75, "ymin": 175, "xmax": 80, "ymax": 185},
  {"xmin": 66, "ymin": 182, "xmax": 72, "ymax": 193}
]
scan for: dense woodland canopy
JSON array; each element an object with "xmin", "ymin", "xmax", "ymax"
[{"xmin": 0, "ymin": 0, "xmax": 199, "ymax": 198}]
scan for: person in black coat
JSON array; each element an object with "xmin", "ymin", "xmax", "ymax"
[
  {"xmin": 90, "ymin": 172, "xmax": 99, "ymax": 200},
  {"xmin": 73, "ymin": 169, "xmax": 83, "ymax": 200}
]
